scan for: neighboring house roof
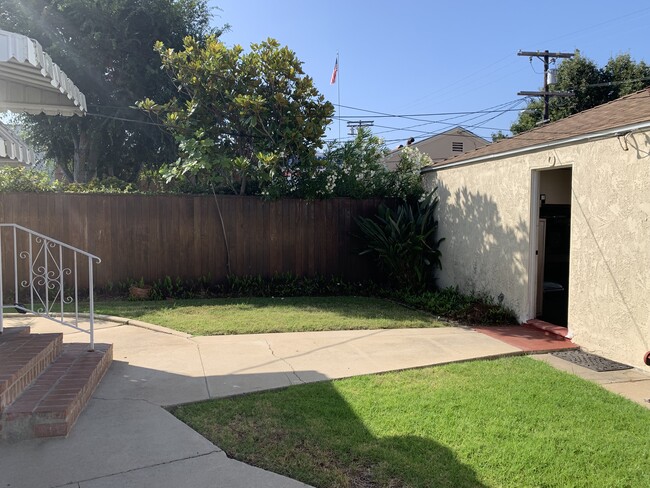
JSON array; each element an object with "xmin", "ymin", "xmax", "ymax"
[
  {"xmin": 0, "ymin": 29, "xmax": 86, "ymax": 116},
  {"xmin": 384, "ymin": 127, "xmax": 488, "ymax": 169},
  {"xmin": 423, "ymin": 88, "xmax": 650, "ymax": 172},
  {"xmin": 0, "ymin": 121, "xmax": 35, "ymax": 165}
]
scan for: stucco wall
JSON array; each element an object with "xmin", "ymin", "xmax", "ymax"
[{"xmin": 424, "ymin": 132, "xmax": 650, "ymax": 370}]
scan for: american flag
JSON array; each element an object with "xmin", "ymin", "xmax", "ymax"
[{"xmin": 330, "ymin": 57, "xmax": 338, "ymax": 85}]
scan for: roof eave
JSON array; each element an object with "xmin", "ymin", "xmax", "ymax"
[
  {"xmin": 0, "ymin": 29, "xmax": 87, "ymax": 116},
  {"xmin": 0, "ymin": 121, "xmax": 35, "ymax": 165},
  {"xmin": 421, "ymin": 121, "xmax": 650, "ymax": 174}
]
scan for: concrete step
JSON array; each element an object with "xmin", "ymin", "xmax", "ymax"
[
  {"xmin": 1, "ymin": 343, "xmax": 113, "ymax": 441},
  {"xmin": 0, "ymin": 329, "xmax": 63, "ymax": 412}
]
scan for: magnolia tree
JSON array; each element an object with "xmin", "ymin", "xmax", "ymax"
[{"xmin": 139, "ymin": 36, "xmax": 334, "ymax": 195}]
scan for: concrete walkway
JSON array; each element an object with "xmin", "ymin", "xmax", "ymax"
[{"xmin": 1, "ymin": 316, "xmax": 648, "ymax": 488}]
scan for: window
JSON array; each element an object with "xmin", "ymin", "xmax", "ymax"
[{"xmin": 452, "ymin": 141, "xmax": 463, "ymax": 152}]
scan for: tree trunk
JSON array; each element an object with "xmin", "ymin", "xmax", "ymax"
[{"xmin": 71, "ymin": 126, "xmax": 99, "ymax": 183}]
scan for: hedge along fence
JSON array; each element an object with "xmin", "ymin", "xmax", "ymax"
[{"xmin": 0, "ymin": 193, "xmax": 387, "ymax": 290}]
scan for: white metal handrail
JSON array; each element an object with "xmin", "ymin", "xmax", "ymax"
[{"xmin": 0, "ymin": 224, "xmax": 101, "ymax": 350}]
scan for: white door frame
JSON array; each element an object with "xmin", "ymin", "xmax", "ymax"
[{"xmin": 526, "ymin": 170, "xmax": 541, "ymax": 321}]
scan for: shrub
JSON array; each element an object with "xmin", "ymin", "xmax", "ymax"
[
  {"xmin": 395, "ymin": 287, "xmax": 518, "ymax": 325},
  {"xmin": 0, "ymin": 166, "xmax": 57, "ymax": 192},
  {"xmin": 355, "ymin": 190, "xmax": 444, "ymax": 291}
]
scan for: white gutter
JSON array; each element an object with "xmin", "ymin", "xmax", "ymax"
[
  {"xmin": 0, "ymin": 29, "xmax": 86, "ymax": 116},
  {"xmin": 421, "ymin": 121, "xmax": 650, "ymax": 173}
]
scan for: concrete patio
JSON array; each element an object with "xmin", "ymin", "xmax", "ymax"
[{"xmin": 0, "ymin": 315, "xmax": 648, "ymax": 487}]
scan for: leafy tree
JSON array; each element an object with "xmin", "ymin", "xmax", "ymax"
[
  {"xmin": 0, "ymin": 0, "xmax": 216, "ymax": 182},
  {"xmin": 511, "ymin": 52, "xmax": 650, "ymax": 134},
  {"xmin": 549, "ymin": 54, "xmax": 604, "ymax": 121},
  {"xmin": 139, "ymin": 36, "xmax": 334, "ymax": 195},
  {"xmin": 602, "ymin": 53, "xmax": 650, "ymax": 98},
  {"xmin": 510, "ymin": 99, "xmax": 545, "ymax": 135}
]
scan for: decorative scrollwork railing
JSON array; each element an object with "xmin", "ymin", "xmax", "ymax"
[{"xmin": 0, "ymin": 224, "xmax": 101, "ymax": 350}]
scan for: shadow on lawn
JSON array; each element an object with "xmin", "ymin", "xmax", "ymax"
[{"xmin": 173, "ymin": 379, "xmax": 487, "ymax": 488}]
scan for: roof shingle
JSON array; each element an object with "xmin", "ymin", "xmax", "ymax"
[{"xmin": 426, "ymin": 88, "xmax": 650, "ymax": 169}]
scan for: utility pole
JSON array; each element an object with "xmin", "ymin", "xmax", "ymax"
[
  {"xmin": 346, "ymin": 120, "xmax": 373, "ymax": 136},
  {"xmin": 517, "ymin": 50, "xmax": 575, "ymax": 123}
]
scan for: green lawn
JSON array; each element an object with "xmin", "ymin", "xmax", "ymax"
[
  {"xmin": 92, "ymin": 296, "xmax": 446, "ymax": 335},
  {"xmin": 172, "ymin": 356, "xmax": 650, "ymax": 488}
]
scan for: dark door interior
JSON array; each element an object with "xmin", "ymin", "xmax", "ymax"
[{"xmin": 539, "ymin": 204, "xmax": 570, "ymax": 326}]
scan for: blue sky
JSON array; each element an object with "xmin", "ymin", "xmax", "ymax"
[{"xmin": 209, "ymin": 0, "xmax": 650, "ymax": 147}]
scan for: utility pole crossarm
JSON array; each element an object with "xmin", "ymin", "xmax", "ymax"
[
  {"xmin": 518, "ymin": 91, "xmax": 574, "ymax": 97},
  {"xmin": 517, "ymin": 49, "xmax": 575, "ymax": 123},
  {"xmin": 518, "ymin": 50, "xmax": 574, "ymax": 59}
]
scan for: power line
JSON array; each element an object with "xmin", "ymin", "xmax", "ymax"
[{"xmin": 333, "ymin": 108, "xmax": 525, "ymax": 119}]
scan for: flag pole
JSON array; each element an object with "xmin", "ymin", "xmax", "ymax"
[
  {"xmin": 330, "ymin": 52, "xmax": 340, "ymax": 141},
  {"xmin": 337, "ymin": 51, "xmax": 341, "ymax": 141}
]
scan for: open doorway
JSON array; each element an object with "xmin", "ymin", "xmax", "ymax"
[{"xmin": 535, "ymin": 168, "xmax": 572, "ymax": 326}]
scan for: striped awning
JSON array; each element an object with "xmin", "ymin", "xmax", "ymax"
[
  {"xmin": 0, "ymin": 29, "xmax": 86, "ymax": 116},
  {"xmin": 0, "ymin": 121, "xmax": 35, "ymax": 166}
]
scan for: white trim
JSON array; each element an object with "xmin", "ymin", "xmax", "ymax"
[
  {"xmin": 0, "ymin": 121, "xmax": 34, "ymax": 165},
  {"xmin": 526, "ymin": 171, "xmax": 540, "ymax": 322},
  {"xmin": 421, "ymin": 121, "xmax": 650, "ymax": 173},
  {"xmin": 0, "ymin": 29, "xmax": 86, "ymax": 116}
]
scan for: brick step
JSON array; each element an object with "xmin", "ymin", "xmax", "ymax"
[
  {"xmin": 525, "ymin": 319, "xmax": 571, "ymax": 339},
  {"xmin": 0, "ymin": 326, "xmax": 31, "ymax": 338},
  {"xmin": 0, "ymin": 329, "xmax": 63, "ymax": 412},
  {"xmin": 0, "ymin": 343, "xmax": 113, "ymax": 441}
]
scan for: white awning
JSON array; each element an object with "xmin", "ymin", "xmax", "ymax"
[
  {"xmin": 0, "ymin": 121, "xmax": 35, "ymax": 166},
  {"xmin": 0, "ymin": 29, "xmax": 86, "ymax": 116}
]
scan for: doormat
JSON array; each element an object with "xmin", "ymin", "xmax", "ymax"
[{"xmin": 551, "ymin": 350, "xmax": 632, "ymax": 372}]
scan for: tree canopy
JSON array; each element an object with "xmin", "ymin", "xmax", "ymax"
[
  {"xmin": 0, "ymin": 0, "xmax": 216, "ymax": 182},
  {"xmin": 139, "ymin": 36, "xmax": 335, "ymax": 195},
  {"xmin": 511, "ymin": 52, "xmax": 650, "ymax": 134}
]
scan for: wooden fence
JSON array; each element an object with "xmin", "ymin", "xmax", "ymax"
[{"xmin": 0, "ymin": 193, "xmax": 386, "ymax": 289}]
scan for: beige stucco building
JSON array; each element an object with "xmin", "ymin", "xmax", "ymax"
[
  {"xmin": 422, "ymin": 89, "xmax": 650, "ymax": 370},
  {"xmin": 384, "ymin": 127, "xmax": 488, "ymax": 170}
]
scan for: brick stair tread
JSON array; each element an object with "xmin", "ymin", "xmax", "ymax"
[
  {"xmin": 0, "ymin": 332, "xmax": 63, "ymax": 410},
  {"xmin": 0, "ymin": 326, "xmax": 31, "ymax": 339},
  {"xmin": 1, "ymin": 343, "xmax": 113, "ymax": 439}
]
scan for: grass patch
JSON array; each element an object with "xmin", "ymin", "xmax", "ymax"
[
  {"xmin": 172, "ymin": 356, "xmax": 650, "ymax": 487},
  {"xmin": 91, "ymin": 296, "xmax": 446, "ymax": 335}
]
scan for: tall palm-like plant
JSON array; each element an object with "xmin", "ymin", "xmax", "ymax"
[{"xmin": 356, "ymin": 191, "xmax": 444, "ymax": 290}]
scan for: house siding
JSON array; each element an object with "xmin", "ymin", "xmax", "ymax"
[{"xmin": 424, "ymin": 131, "xmax": 650, "ymax": 370}]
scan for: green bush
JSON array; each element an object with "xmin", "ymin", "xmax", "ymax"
[
  {"xmin": 0, "ymin": 166, "xmax": 57, "ymax": 192},
  {"xmin": 355, "ymin": 190, "xmax": 444, "ymax": 291},
  {"xmin": 396, "ymin": 287, "xmax": 518, "ymax": 325}
]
